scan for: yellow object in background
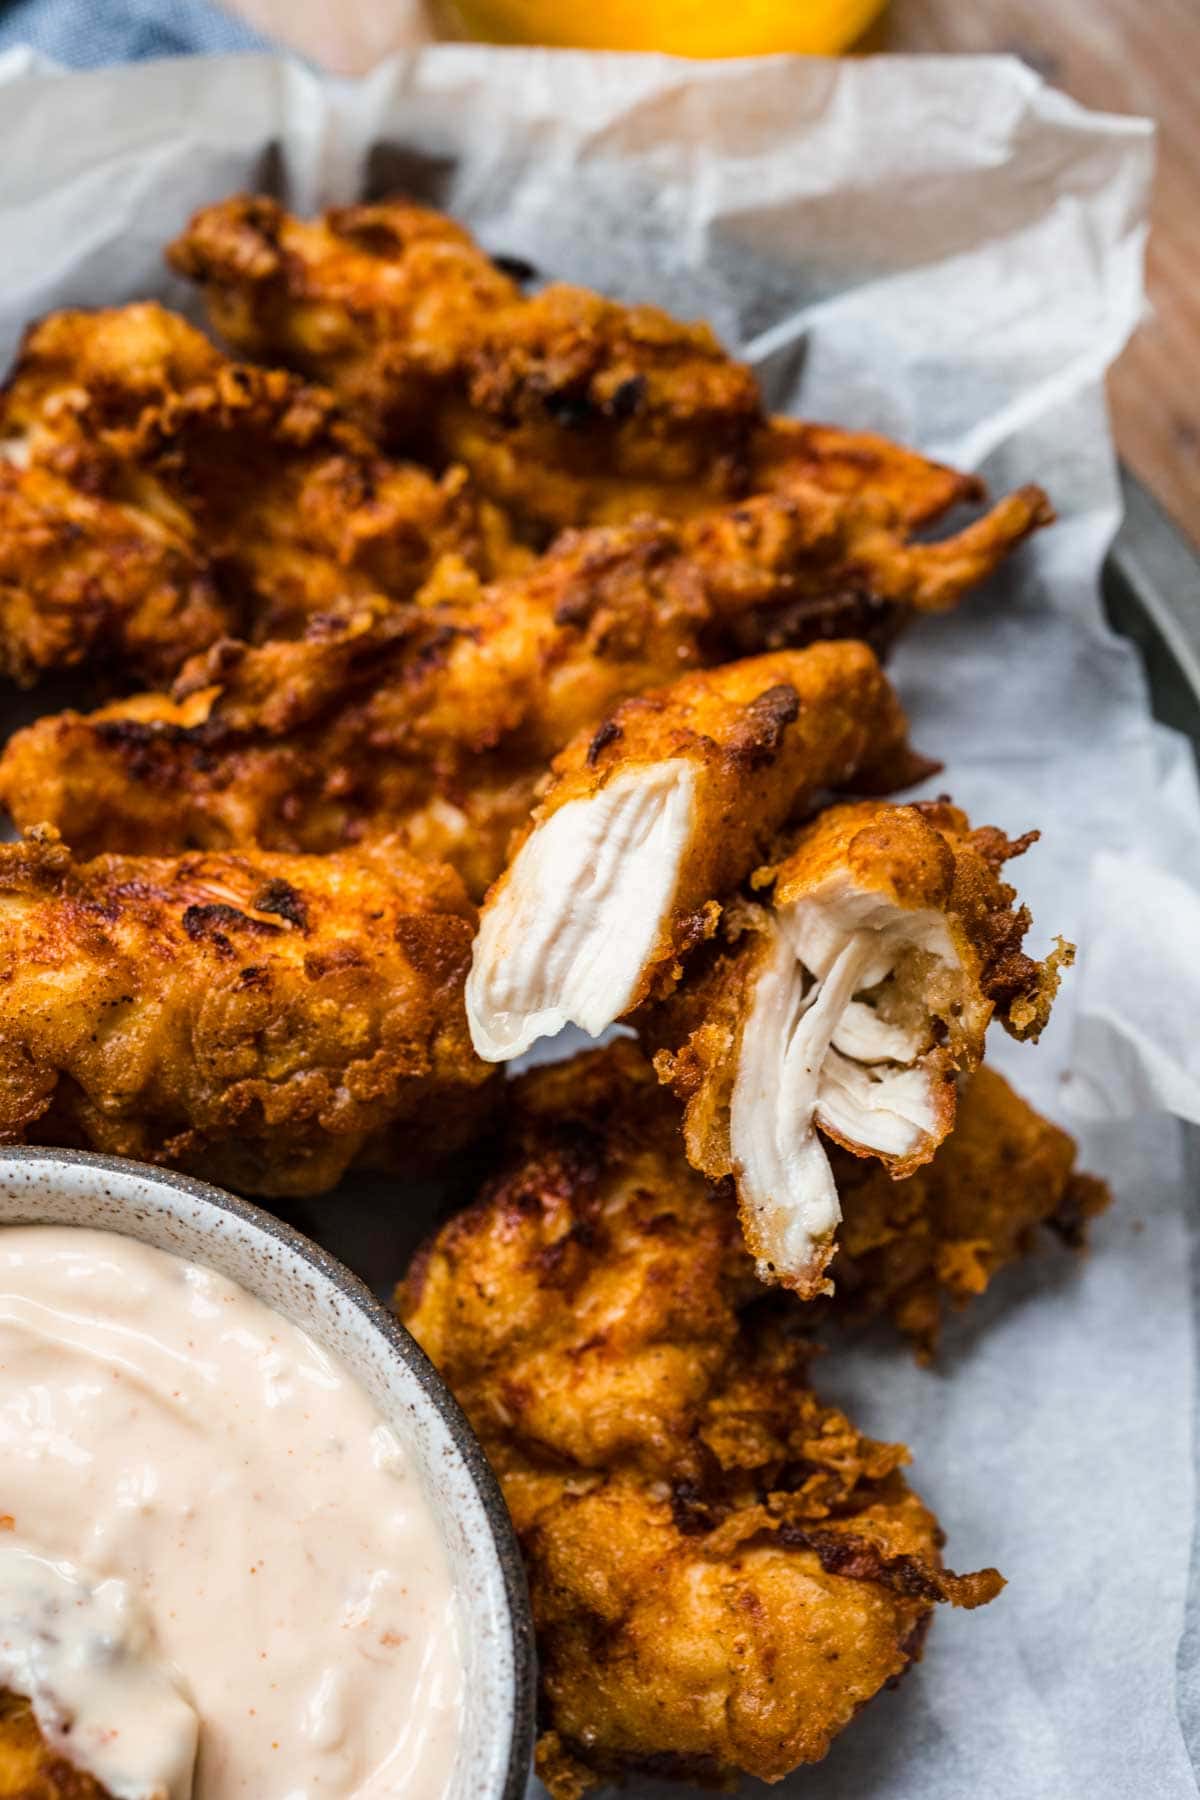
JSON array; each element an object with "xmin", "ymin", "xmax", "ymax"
[{"xmin": 446, "ymin": 0, "xmax": 888, "ymax": 56}]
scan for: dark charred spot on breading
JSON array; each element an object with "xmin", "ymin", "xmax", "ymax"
[
  {"xmin": 586, "ymin": 718, "xmax": 624, "ymax": 766},
  {"xmin": 181, "ymin": 901, "xmax": 284, "ymax": 950},
  {"xmin": 533, "ymin": 1229, "xmax": 588, "ymax": 1285},
  {"xmin": 670, "ymin": 1479, "xmax": 719, "ymax": 1537},
  {"xmin": 96, "ymin": 718, "xmax": 190, "ymax": 750},
  {"xmin": 253, "ymin": 878, "xmax": 310, "ymax": 932},
  {"xmin": 775, "ymin": 1524, "xmax": 1002, "ymax": 1608},
  {"xmin": 606, "ymin": 375, "xmax": 647, "ymax": 421},
  {"xmin": 553, "ymin": 583, "xmax": 597, "ymax": 629},
  {"xmin": 540, "ymin": 388, "xmax": 595, "ymax": 431},
  {"xmin": 718, "ymin": 590, "xmax": 908, "ymax": 663},
  {"xmin": 725, "ymin": 683, "xmax": 801, "ymax": 770}
]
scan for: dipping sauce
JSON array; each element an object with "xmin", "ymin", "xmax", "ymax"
[{"xmin": 0, "ymin": 1227, "xmax": 464, "ymax": 1798}]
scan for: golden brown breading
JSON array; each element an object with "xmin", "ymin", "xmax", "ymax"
[
  {"xmin": 677, "ymin": 472, "xmax": 1050, "ymax": 624},
  {"xmin": 646, "ymin": 799, "xmax": 1069, "ymax": 1296},
  {"xmin": 0, "ymin": 301, "xmax": 223, "ymax": 459},
  {"xmin": 0, "ymin": 827, "xmax": 492, "ymax": 1197},
  {"xmin": 0, "ymin": 303, "xmax": 528, "ymax": 682},
  {"xmin": 830, "ymin": 1064, "xmax": 1111, "ymax": 1358},
  {"xmin": 398, "ymin": 1041, "xmax": 1002, "ymax": 1797},
  {"xmin": 466, "ymin": 644, "xmax": 925, "ymax": 1058},
  {"xmin": 168, "ymin": 195, "xmax": 764, "ymax": 534},
  {"xmin": 168, "ymin": 195, "xmax": 1050, "ymax": 565},
  {"xmin": 169, "ymin": 198, "xmax": 521, "ymax": 442},
  {"xmin": 749, "ymin": 415, "xmax": 985, "ymax": 530},
  {"xmin": 0, "ymin": 460, "xmax": 231, "ymax": 688},
  {"xmin": 113, "ymin": 363, "xmax": 514, "ymax": 639},
  {"xmin": 0, "ymin": 1691, "xmax": 111, "ymax": 1800}
]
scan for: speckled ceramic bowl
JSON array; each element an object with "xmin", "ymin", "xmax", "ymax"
[{"xmin": 0, "ymin": 1147, "xmax": 536, "ymax": 1800}]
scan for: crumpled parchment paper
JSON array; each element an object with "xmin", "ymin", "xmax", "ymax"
[{"xmin": 0, "ymin": 43, "xmax": 1194, "ymax": 1800}]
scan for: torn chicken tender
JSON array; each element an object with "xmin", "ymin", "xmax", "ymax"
[
  {"xmin": 398, "ymin": 1041, "xmax": 1003, "ymax": 1798},
  {"xmin": 830, "ymin": 1064, "xmax": 1111, "ymax": 1358},
  {"xmin": 0, "ymin": 827, "xmax": 492, "ymax": 1197},
  {"xmin": 466, "ymin": 642, "xmax": 922, "ymax": 1059},
  {"xmin": 649, "ymin": 799, "xmax": 1071, "ymax": 1297},
  {"xmin": 0, "ymin": 1689, "xmax": 113, "ymax": 1799}
]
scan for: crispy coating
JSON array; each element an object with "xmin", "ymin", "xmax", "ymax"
[
  {"xmin": 0, "ymin": 301, "xmax": 224, "ymax": 457},
  {"xmin": 677, "ymin": 472, "xmax": 1050, "ymax": 624},
  {"xmin": 0, "ymin": 827, "xmax": 492, "ymax": 1197},
  {"xmin": 0, "ymin": 303, "xmax": 526, "ymax": 682},
  {"xmin": 168, "ymin": 195, "xmax": 763, "ymax": 534},
  {"xmin": 112, "ymin": 364, "xmax": 514, "ymax": 640},
  {"xmin": 0, "ymin": 534, "xmax": 928, "ymax": 896},
  {"xmin": 398, "ymin": 1041, "xmax": 1002, "ymax": 1796},
  {"xmin": 749, "ymin": 415, "xmax": 984, "ymax": 530},
  {"xmin": 647, "ymin": 799, "xmax": 1070, "ymax": 1293},
  {"xmin": 0, "ymin": 1692, "xmax": 110, "ymax": 1800},
  {"xmin": 0, "ymin": 460, "xmax": 230, "ymax": 688},
  {"xmin": 168, "ymin": 196, "xmax": 1051, "ymax": 569},
  {"xmin": 1, "ymin": 350, "xmax": 1029, "ymax": 690},
  {"xmin": 831, "ymin": 1065, "xmax": 1111, "ymax": 1358}
]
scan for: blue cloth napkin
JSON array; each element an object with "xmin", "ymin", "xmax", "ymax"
[{"xmin": 0, "ymin": 0, "xmax": 270, "ymax": 64}]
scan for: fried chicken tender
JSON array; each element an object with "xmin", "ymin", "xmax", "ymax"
[
  {"xmin": 0, "ymin": 303, "xmax": 526, "ymax": 682},
  {"xmin": 0, "ymin": 827, "xmax": 491, "ymax": 1197},
  {"xmin": 169, "ymin": 195, "xmax": 762, "ymax": 533},
  {"xmin": 398, "ymin": 1041, "xmax": 1003, "ymax": 1797},
  {"xmin": 0, "ymin": 460, "xmax": 231, "ymax": 687},
  {"xmin": 647, "ymin": 799, "xmax": 1069, "ymax": 1296},
  {"xmin": 830, "ymin": 1064, "xmax": 1110, "ymax": 1358},
  {"xmin": 467, "ymin": 644, "xmax": 927, "ymax": 1057},
  {"xmin": 168, "ymin": 195, "xmax": 1051, "ymax": 565},
  {"xmin": 0, "ymin": 1691, "xmax": 111, "ymax": 1800},
  {"xmin": 0, "ymin": 515, "xmax": 946, "ymax": 895}
]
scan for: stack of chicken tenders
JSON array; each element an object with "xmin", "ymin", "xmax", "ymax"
[{"xmin": 0, "ymin": 194, "xmax": 1108, "ymax": 1796}]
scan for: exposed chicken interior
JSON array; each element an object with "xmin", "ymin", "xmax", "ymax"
[
  {"xmin": 466, "ymin": 642, "xmax": 920, "ymax": 1061},
  {"xmin": 730, "ymin": 877, "xmax": 970, "ymax": 1293},
  {"xmin": 649, "ymin": 799, "xmax": 1068, "ymax": 1298},
  {"xmin": 466, "ymin": 761, "xmax": 697, "ymax": 1058}
]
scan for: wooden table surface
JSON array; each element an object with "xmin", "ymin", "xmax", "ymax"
[{"xmin": 227, "ymin": 0, "xmax": 1198, "ymax": 544}]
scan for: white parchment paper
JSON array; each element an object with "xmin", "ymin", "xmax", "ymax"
[{"xmin": 0, "ymin": 44, "xmax": 1195, "ymax": 1800}]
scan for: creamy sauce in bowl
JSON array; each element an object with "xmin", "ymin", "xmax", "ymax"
[{"xmin": 0, "ymin": 1226, "xmax": 464, "ymax": 1798}]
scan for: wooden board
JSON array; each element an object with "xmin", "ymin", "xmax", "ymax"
[
  {"xmin": 867, "ymin": 1, "xmax": 1198, "ymax": 541},
  {"xmin": 225, "ymin": 0, "xmax": 1199, "ymax": 541}
]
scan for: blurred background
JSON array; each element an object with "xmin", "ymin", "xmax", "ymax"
[{"xmin": 2, "ymin": 0, "xmax": 1192, "ymax": 537}]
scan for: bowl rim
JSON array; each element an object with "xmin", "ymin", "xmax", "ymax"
[{"xmin": 0, "ymin": 1143, "xmax": 537, "ymax": 1800}]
